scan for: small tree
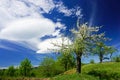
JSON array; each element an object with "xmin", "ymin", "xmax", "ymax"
[
  {"xmin": 50, "ymin": 21, "xmax": 108, "ymax": 73},
  {"xmin": 39, "ymin": 57, "xmax": 63, "ymax": 77},
  {"xmin": 50, "ymin": 37, "xmax": 73, "ymax": 71},
  {"xmin": 57, "ymin": 52, "xmax": 75, "ymax": 71},
  {"xmin": 39, "ymin": 57, "xmax": 55, "ymax": 77},
  {"xmin": 5, "ymin": 65, "xmax": 15, "ymax": 77},
  {"xmin": 19, "ymin": 58, "xmax": 32, "ymax": 77},
  {"xmin": 94, "ymin": 42, "xmax": 116, "ymax": 63}
]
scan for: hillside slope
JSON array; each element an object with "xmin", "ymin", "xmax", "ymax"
[{"xmin": 52, "ymin": 62, "xmax": 120, "ymax": 80}]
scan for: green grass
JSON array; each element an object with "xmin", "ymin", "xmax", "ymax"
[
  {"xmin": 82, "ymin": 62, "xmax": 120, "ymax": 73},
  {"xmin": 82, "ymin": 62, "xmax": 120, "ymax": 80},
  {"xmin": 50, "ymin": 73, "xmax": 99, "ymax": 80}
]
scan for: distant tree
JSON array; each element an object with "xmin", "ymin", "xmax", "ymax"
[
  {"xmin": 89, "ymin": 29, "xmax": 117, "ymax": 63},
  {"xmin": 112, "ymin": 55, "xmax": 120, "ymax": 62},
  {"xmin": 19, "ymin": 58, "xmax": 32, "ymax": 77},
  {"xmin": 5, "ymin": 65, "xmax": 15, "ymax": 77},
  {"xmin": 92, "ymin": 42, "xmax": 117, "ymax": 63}
]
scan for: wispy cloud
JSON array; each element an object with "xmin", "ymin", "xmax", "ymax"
[
  {"xmin": 0, "ymin": 44, "xmax": 17, "ymax": 51},
  {"xmin": 55, "ymin": 1, "xmax": 81, "ymax": 17}
]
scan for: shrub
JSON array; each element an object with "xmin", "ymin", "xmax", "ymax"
[
  {"xmin": 112, "ymin": 56, "xmax": 120, "ymax": 62},
  {"xmin": 90, "ymin": 59, "xmax": 95, "ymax": 64}
]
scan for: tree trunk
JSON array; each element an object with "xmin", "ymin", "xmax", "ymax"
[
  {"xmin": 100, "ymin": 52, "xmax": 103, "ymax": 63},
  {"xmin": 65, "ymin": 63, "xmax": 67, "ymax": 71},
  {"xmin": 76, "ymin": 56, "xmax": 81, "ymax": 73}
]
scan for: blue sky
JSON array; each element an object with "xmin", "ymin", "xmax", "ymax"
[{"xmin": 0, "ymin": 0, "xmax": 120, "ymax": 68}]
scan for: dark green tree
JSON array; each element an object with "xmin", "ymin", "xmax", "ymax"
[
  {"xmin": 19, "ymin": 58, "xmax": 32, "ymax": 77},
  {"xmin": 5, "ymin": 65, "xmax": 15, "ymax": 77},
  {"xmin": 0, "ymin": 69, "xmax": 5, "ymax": 77}
]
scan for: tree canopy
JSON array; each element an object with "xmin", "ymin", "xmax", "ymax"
[{"xmin": 19, "ymin": 58, "xmax": 32, "ymax": 77}]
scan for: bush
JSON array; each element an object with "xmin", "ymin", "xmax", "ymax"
[
  {"xmin": 90, "ymin": 59, "xmax": 94, "ymax": 64},
  {"xmin": 112, "ymin": 56, "xmax": 120, "ymax": 62},
  {"xmin": 88, "ymin": 69, "xmax": 120, "ymax": 80}
]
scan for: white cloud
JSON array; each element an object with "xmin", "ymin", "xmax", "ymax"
[
  {"xmin": 55, "ymin": 1, "xmax": 74, "ymax": 16},
  {"xmin": 0, "ymin": 0, "xmax": 82, "ymax": 53},
  {"xmin": 0, "ymin": 0, "xmax": 42, "ymax": 30},
  {"xmin": 76, "ymin": 7, "xmax": 82, "ymax": 17},
  {"xmin": 56, "ymin": 22, "xmax": 66, "ymax": 29},
  {"xmin": 56, "ymin": 2, "xmax": 82, "ymax": 17},
  {"xmin": 0, "ymin": 18, "xmax": 56, "ymax": 40},
  {"xmin": 0, "ymin": 17, "xmax": 66, "ymax": 52},
  {"xmin": 36, "ymin": 37, "xmax": 72, "ymax": 53},
  {"xmin": 27, "ymin": 0, "xmax": 55, "ymax": 13}
]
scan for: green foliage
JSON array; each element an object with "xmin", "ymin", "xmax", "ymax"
[
  {"xmin": 112, "ymin": 55, "xmax": 120, "ymax": 62},
  {"xmin": 57, "ymin": 53, "xmax": 75, "ymax": 71},
  {"xmin": 92, "ymin": 42, "xmax": 117, "ymax": 63},
  {"xmin": 19, "ymin": 58, "xmax": 32, "ymax": 77},
  {"xmin": 0, "ymin": 69, "xmax": 5, "ymax": 76},
  {"xmin": 39, "ymin": 57, "xmax": 64, "ymax": 77},
  {"xmin": 51, "ymin": 73, "xmax": 99, "ymax": 80},
  {"xmin": 90, "ymin": 59, "xmax": 94, "ymax": 64},
  {"xmin": 82, "ymin": 62, "xmax": 120, "ymax": 80},
  {"xmin": 5, "ymin": 66, "xmax": 15, "ymax": 77}
]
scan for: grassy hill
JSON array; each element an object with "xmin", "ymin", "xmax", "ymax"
[
  {"xmin": 51, "ymin": 62, "xmax": 120, "ymax": 80},
  {"xmin": 82, "ymin": 62, "xmax": 120, "ymax": 80}
]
